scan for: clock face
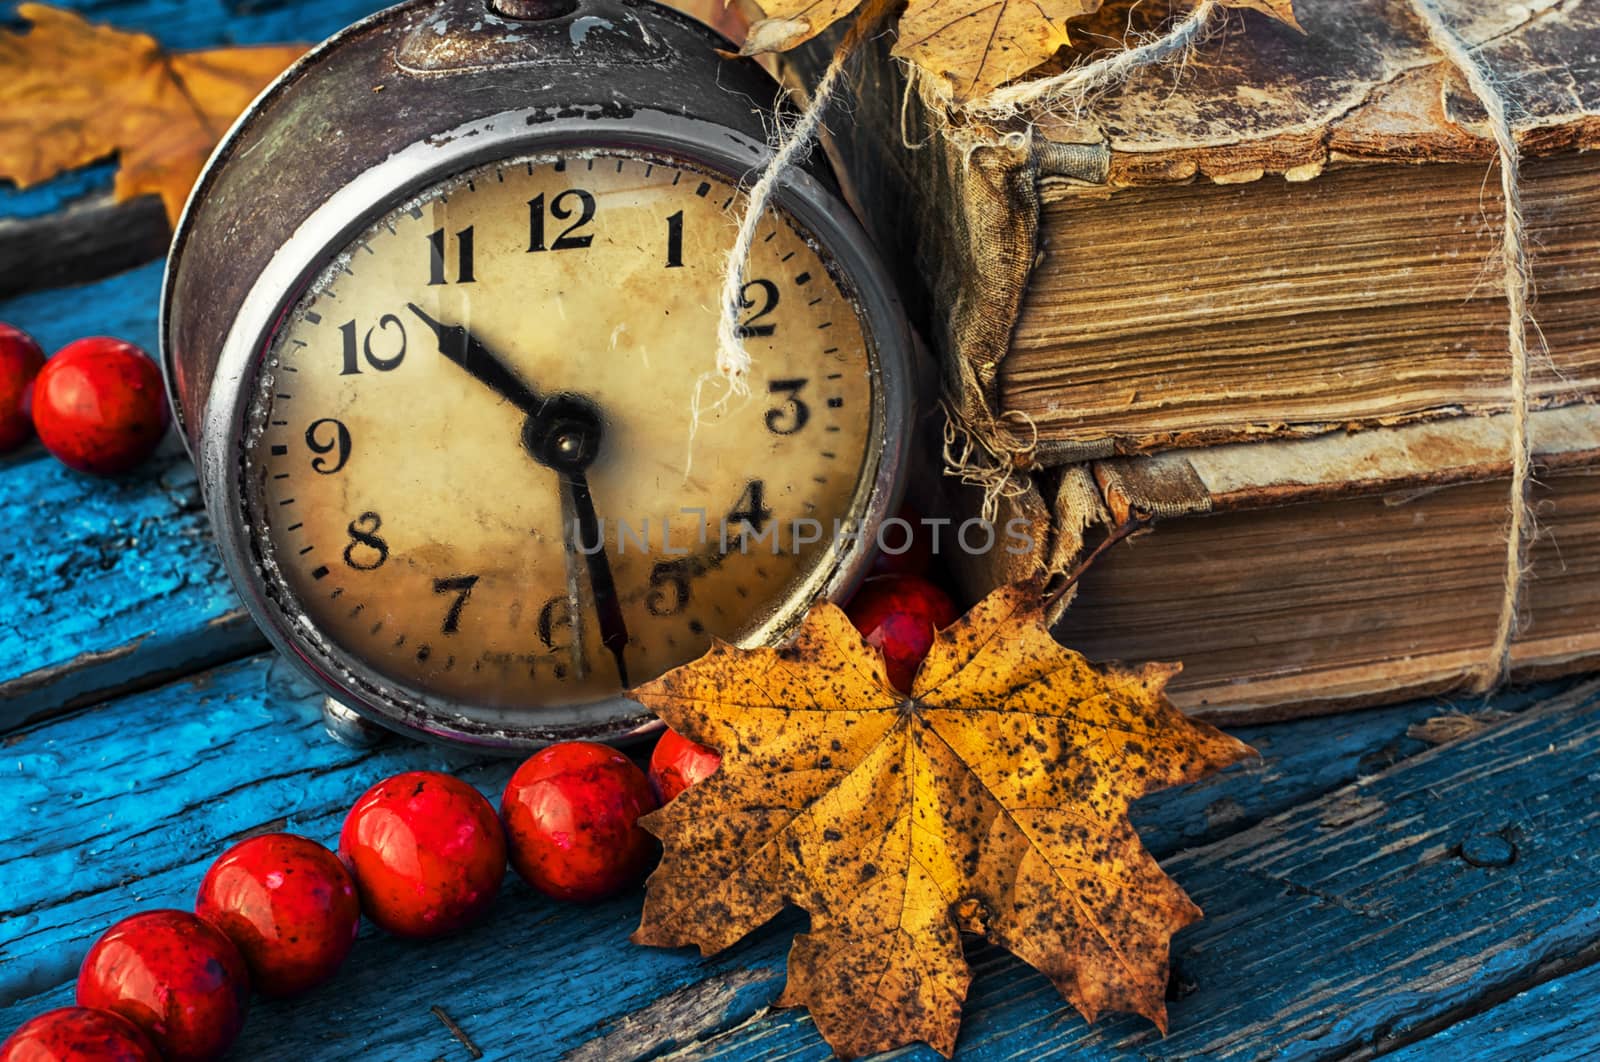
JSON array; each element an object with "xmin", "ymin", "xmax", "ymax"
[{"xmin": 244, "ymin": 149, "xmax": 881, "ymax": 718}]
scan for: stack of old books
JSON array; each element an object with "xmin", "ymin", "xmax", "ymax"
[{"xmin": 811, "ymin": 0, "xmax": 1600, "ymax": 722}]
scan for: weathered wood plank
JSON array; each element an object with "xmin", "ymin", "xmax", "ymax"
[
  {"xmin": 0, "ymin": 264, "xmax": 268, "ymax": 725},
  {"xmin": 0, "ymin": 655, "xmax": 503, "ymax": 1004},
  {"xmin": 659, "ymin": 678, "xmax": 1600, "ymax": 1061},
  {"xmin": 0, "ymin": 646, "xmax": 1572, "ymax": 1058},
  {"xmin": 7, "ymin": 0, "xmax": 382, "ymax": 51},
  {"xmin": 0, "ymin": 258, "xmax": 165, "ymax": 355},
  {"xmin": 0, "ymin": 192, "xmax": 168, "ymax": 299},
  {"xmin": 0, "ymin": 163, "xmax": 115, "ymax": 220},
  {"xmin": 0, "ymin": 0, "xmax": 383, "ymax": 295},
  {"xmin": 0, "ymin": 444, "xmax": 261, "ymax": 727},
  {"xmin": 1385, "ymin": 959, "xmax": 1600, "ymax": 1061}
]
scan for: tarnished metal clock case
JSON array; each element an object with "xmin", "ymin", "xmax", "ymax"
[
  {"xmin": 159, "ymin": 0, "xmax": 914, "ymax": 750},
  {"xmin": 162, "ymin": 0, "xmax": 847, "ymax": 447}
]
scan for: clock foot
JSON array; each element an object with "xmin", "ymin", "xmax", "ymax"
[{"xmin": 321, "ymin": 697, "xmax": 389, "ymax": 749}]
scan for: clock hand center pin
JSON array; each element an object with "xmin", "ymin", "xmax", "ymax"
[{"xmin": 407, "ymin": 303, "xmax": 632, "ymax": 688}]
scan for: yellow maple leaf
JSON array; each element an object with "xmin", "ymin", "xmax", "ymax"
[
  {"xmin": 631, "ymin": 580, "xmax": 1254, "ymax": 1058},
  {"xmin": 0, "ymin": 4, "xmax": 305, "ymax": 224},
  {"xmin": 893, "ymin": 0, "xmax": 1096, "ymax": 103},
  {"xmin": 743, "ymin": 0, "xmax": 1302, "ymax": 104}
]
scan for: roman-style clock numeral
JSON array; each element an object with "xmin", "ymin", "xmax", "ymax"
[
  {"xmin": 528, "ymin": 189, "xmax": 596, "ymax": 252},
  {"xmin": 426, "ymin": 225, "xmax": 476, "ymax": 285}
]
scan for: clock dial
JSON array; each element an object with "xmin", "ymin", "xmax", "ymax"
[{"xmin": 245, "ymin": 150, "xmax": 878, "ymax": 713}]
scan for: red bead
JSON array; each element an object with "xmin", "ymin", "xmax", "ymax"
[
  {"xmin": 868, "ymin": 503, "xmax": 935, "ymax": 578},
  {"xmin": 502, "ymin": 742, "xmax": 659, "ymax": 902},
  {"xmin": 75, "ymin": 910, "xmax": 249, "ymax": 1062},
  {"xmin": 31, "ymin": 337, "xmax": 168, "ymax": 476},
  {"xmin": 0, "ymin": 323, "xmax": 45, "ymax": 454},
  {"xmin": 648, "ymin": 727, "xmax": 721, "ymax": 804},
  {"xmin": 339, "ymin": 771, "xmax": 505, "ymax": 938},
  {"xmin": 195, "ymin": 833, "xmax": 360, "ymax": 997},
  {"xmin": 845, "ymin": 574, "xmax": 960, "ymax": 693},
  {"xmin": 0, "ymin": 1007, "xmax": 160, "ymax": 1062}
]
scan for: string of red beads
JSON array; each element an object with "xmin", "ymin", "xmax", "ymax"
[{"xmin": 0, "ymin": 428, "xmax": 959, "ymax": 1060}]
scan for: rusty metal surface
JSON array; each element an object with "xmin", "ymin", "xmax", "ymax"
[{"xmin": 164, "ymin": 0, "xmax": 797, "ymax": 450}]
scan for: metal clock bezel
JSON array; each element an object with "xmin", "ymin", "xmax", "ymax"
[{"xmin": 197, "ymin": 108, "xmax": 912, "ymax": 752}]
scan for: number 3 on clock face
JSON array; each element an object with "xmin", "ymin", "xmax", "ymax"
[{"xmin": 246, "ymin": 150, "xmax": 879, "ymax": 715}]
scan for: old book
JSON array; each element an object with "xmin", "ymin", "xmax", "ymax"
[
  {"xmin": 962, "ymin": 406, "xmax": 1600, "ymax": 724},
  {"xmin": 809, "ymin": 0, "xmax": 1600, "ymax": 465}
]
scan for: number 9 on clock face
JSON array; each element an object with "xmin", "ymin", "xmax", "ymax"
[{"xmin": 246, "ymin": 150, "xmax": 880, "ymax": 717}]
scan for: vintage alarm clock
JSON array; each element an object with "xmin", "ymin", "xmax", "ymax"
[{"xmin": 161, "ymin": 0, "xmax": 911, "ymax": 749}]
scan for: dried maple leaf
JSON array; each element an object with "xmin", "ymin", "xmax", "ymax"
[
  {"xmin": 743, "ymin": 0, "xmax": 1302, "ymax": 104},
  {"xmin": 0, "ymin": 5, "xmax": 305, "ymax": 224},
  {"xmin": 632, "ymin": 580, "xmax": 1254, "ymax": 1058}
]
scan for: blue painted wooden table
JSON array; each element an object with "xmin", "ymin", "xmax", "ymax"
[{"xmin": 3, "ymin": 2, "xmax": 1599, "ymax": 1058}]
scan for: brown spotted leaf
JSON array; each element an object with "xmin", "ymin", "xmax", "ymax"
[
  {"xmin": 0, "ymin": 4, "xmax": 305, "ymax": 224},
  {"xmin": 1222, "ymin": 0, "xmax": 1304, "ymax": 34},
  {"xmin": 631, "ymin": 580, "xmax": 1254, "ymax": 1058},
  {"xmin": 742, "ymin": 0, "xmax": 1302, "ymax": 104}
]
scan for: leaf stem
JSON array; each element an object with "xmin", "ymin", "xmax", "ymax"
[{"xmin": 1042, "ymin": 513, "xmax": 1153, "ymax": 613}]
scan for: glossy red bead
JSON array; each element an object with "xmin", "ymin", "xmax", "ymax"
[
  {"xmin": 0, "ymin": 323, "xmax": 45, "ymax": 453},
  {"xmin": 0, "ymin": 1007, "xmax": 160, "ymax": 1062},
  {"xmin": 846, "ymin": 574, "xmax": 960, "ymax": 693},
  {"xmin": 195, "ymin": 833, "xmax": 361, "ymax": 997},
  {"xmin": 31, "ymin": 337, "xmax": 167, "ymax": 476},
  {"xmin": 648, "ymin": 727, "xmax": 722, "ymax": 804},
  {"xmin": 339, "ymin": 771, "xmax": 506, "ymax": 938},
  {"xmin": 75, "ymin": 910, "xmax": 249, "ymax": 1062},
  {"xmin": 502, "ymin": 742, "xmax": 659, "ymax": 902},
  {"xmin": 868, "ymin": 503, "xmax": 935, "ymax": 578}
]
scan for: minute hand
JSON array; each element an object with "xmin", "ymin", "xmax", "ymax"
[{"xmin": 406, "ymin": 303, "xmax": 544, "ymax": 415}]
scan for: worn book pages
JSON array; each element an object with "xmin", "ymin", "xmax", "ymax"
[
  {"xmin": 805, "ymin": 0, "xmax": 1600, "ymax": 465},
  {"xmin": 1042, "ymin": 407, "xmax": 1600, "ymax": 721}
]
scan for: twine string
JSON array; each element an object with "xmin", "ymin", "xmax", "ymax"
[
  {"xmin": 709, "ymin": 0, "xmax": 898, "ymax": 421},
  {"xmin": 1408, "ymin": 0, "xmax": 1536, "ymax": 690},
  {"xmin": 931, "ymin": 0, "xmax": 1219, "ymax": 120}
]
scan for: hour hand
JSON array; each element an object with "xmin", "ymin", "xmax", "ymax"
[{"xmin": 406, "ymin": 303, "xmax": 542, "ymax": 414}]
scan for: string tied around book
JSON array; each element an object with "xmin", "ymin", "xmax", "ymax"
[
  {"xmin": 700, "ymin": 0, "xmax": 895, "ymax": 472},
  {"xmin": 916, "ymin": 0, "xmax": 1220, "ymax": 126},
  {"xmin": 1408, "ymin": 0, "xmax": 1538, "ymax": 692}
]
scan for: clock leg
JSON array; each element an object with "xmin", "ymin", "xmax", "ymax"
[{"xmin": 321, "ymin": 697, "xmax": 390, "ymax": 749}]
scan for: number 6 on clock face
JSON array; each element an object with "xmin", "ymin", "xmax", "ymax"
[
  {"xmin": 244, "ymin": 150, "xmax": 881, "ymax": 717},
  {"xmin": 163, "ymin": 0, "xmax": 912, "ymax": 750}
]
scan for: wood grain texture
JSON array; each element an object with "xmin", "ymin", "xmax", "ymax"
[
  {"xmin": 658, "ymin": 678, "xmax": 1600, "ymax": 1060},
  {"xmin": 0, "ymin": 655, "xmax": 504, "ymax": 1004},
  {"xmin": 1385, "ymin": 959, "xmax": 1600, "ymax": 1061},
  {"xmin": 3, "ymin": 2, "xmax": 1595, "ymax": 1057},
  {"xmin": 0, "ymin": 263, "xmax": 269, "ymax": 727},
  {"xmin": 0, "ymin": 258, "xmax": 164, "ymax": 357},
  {"xmin": 0, "ymin": 444, "xmax": 259, "ymax": 727},
  {"xmin": 0, "ymin": 191, "xmax": 168, "ymax": 298},
  {"xmin": 0, "ymin": 0, "xmax": 383, "ymax": 294},
  {"xmin": 0, "ymin": 649, "xmax": 1573, "ymax": 1057}
]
